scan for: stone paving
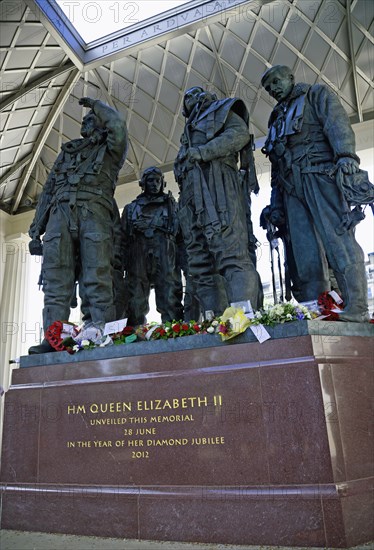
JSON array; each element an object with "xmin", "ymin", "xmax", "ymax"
[{"xmin": 0, "ymin": 531, "xmax": 372, "ymax": 550}]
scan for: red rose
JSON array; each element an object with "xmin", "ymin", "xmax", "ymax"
[
  {"xmin": 182, "ymin": 323, "xmax": 189, "ymax": 331},
  {"xmin": 192, "ymin": 324, "xmax": 200, "ymax": 332},
  {"xmin": 172, "ymin": 323, "xmax": 181, "ymax": 333}
]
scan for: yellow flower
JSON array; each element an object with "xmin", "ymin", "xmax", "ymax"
[{"xmin": 219, "ymin": 307, "xmax": 251, "ymax": 341}]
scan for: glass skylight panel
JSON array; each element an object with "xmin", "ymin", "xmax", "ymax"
[{"xmin": 55, "ymin": 0, "xmax": 193, "ymax": 43}]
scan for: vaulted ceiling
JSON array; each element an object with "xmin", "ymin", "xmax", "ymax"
[{"xmin": 0, "ymin": 0, "xmax": 373, "ymax": 214}]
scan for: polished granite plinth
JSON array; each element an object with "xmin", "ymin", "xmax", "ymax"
[{"xmin": 1, "ymin": 321, "xmax": 373, "ymax": 547}]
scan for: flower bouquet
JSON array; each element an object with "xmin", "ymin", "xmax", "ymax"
[
  {"xmin": 217, "ymin": 307, "xmax": 251, "ymax": 341},
  {"xmin": 250, "ymin": 302, "xmax": 314, "ymax": 327}
]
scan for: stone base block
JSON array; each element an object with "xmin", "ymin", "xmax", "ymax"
[{"xmin": 1, "ymin": 322, "xmax": 373, "ymax": 547}]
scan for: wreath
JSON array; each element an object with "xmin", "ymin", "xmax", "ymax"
[
  {"xmin": 45, "ymin": 321, "xmax": 76, "ymax": 353},
  {"xmin": 318, "ymin": 291, "xmax": 344, "ymax": 321}
]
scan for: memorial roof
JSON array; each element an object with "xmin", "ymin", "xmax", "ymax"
[{"xmin": 0, "ymin": 0, "xmax": 372, "ymax": 214}]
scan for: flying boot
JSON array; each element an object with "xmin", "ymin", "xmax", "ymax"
[
  {"xmin": 28, "ymin": 305, "xmax": 69, "ymax": 354},
  {"xmin": 335, "ymin": 263, "xmax": 370, "ymax": 323},
  {"xmin": 78, "ymin": 305, "xmax": 117, "ymax": 343},
  {"xmin": 225, "ymin": 268, "xmax": 261, "ymax": 313}
]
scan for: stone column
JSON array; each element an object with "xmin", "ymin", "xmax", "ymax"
[{"xmin": 0, "ymin": 233, "xmax": 42, "ymax": 450}]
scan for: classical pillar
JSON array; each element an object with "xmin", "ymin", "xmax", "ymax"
[{"xmin": 0, "ymin": 233, "xmax": 43, "ymax": 448}]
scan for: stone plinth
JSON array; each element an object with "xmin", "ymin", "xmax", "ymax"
[{"xmin": 1, "ymin": 321, "xmax": 373, "ymax": 547}]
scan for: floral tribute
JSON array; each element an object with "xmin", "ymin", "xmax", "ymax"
[
  {"xmin": 45, "ymin": 321, "xmax": 79, "ymax": 354},
  {"xmin": 317, "ymin": 291, "xmax": 344, "ymax": 320},
  {"xmin": 134, "ymin": 320, "xmax": 203, "ymax": 341},
  {"xmin": 44, "ymin": 300, "xmax": 325, "ymax": 354},
  {"xmin": 251, "ymin": 302, "xmax": 314, "ymax": 326},
  {"xmin": 217, "ymin": 307, "xmax": 251, "ymax": 341}
]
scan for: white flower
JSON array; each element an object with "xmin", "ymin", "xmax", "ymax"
[
  {"xmin": 206, "ymin": 326, "xmax": 215, "ymax": 334},
  {"xmin": 211, "ymin": 320, "xmax": 219, "ymax": 327},
  {"xmin": 286, "ymin": 313, "xmax": 293, "ymax": 320},
  {"xmin": 73, "ymin": 345, "xmax": 80, "ymax": 352},
  {"xmin": 81, "ymin": 339, "xmax": 90, "ymax": 347}
]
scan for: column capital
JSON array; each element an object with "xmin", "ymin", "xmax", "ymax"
[{"xmin": 4, "ymin": 232, "xmax": 30, "ymax": 243}]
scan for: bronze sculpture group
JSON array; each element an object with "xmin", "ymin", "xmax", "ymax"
[{"xmin": 28, "ymin": 66, "xmax": 372, "ymax": 353}]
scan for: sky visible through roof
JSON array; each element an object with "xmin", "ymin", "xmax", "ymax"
[{"xmin": 56, "ymin": 0, "xmax": 194, "ymax": 43}]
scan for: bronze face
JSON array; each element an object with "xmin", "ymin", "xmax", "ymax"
[{"xmin": 263, "ymin": 69, "xmax": 294, "ymax": 102}]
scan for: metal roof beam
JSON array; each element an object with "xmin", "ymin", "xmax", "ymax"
[
  {"xmin": 0, "ymin": 62, "xmax": 75, "ymax": 112},
  {"xmin": 347, "ymin": 0, "xmax": 363, "ymax": 122},
  {"xmin": 205, "ymin": 27, "xmax": 230, "ymax": 95},
  {"xmin": 11, "ymin": 68, "xmax": 81, "ymax": 213},
  {"xmin": 0, "ymin": 153, "xmax": 33, "ymax": 188}
]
